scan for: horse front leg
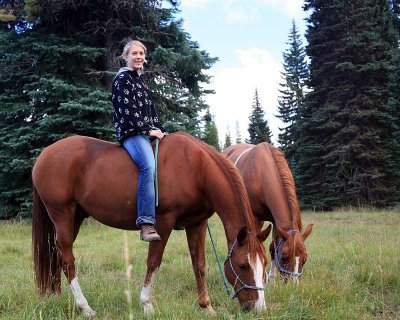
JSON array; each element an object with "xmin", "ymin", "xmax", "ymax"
[
  {"xmin": 185, "ymin": 220, "xmax": 216, "ymax": 315},
  {"xmin": 268, "ymin": 240, "xmax": 278, "ymax": 284},
  {"xmin": 140, "ymin": 221, "xmax": 173, "ymax": 314}
]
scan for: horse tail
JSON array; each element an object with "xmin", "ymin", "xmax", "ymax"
[{"xmin": 32, "ymin": 185, "xmax": 61, "ymax": 295}]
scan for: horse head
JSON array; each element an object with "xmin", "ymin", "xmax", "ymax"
[
  {"xmin": 224, "ymin": 224, "xmax": 271, "ymax": 312},
  {"xmin": 273, "ymin": 224, "xmax": 313, "ymax": 283}
]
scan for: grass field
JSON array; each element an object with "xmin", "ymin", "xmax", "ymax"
[{"xmin": 0, "ymin": 210, "xmax": 399, "ymax": 319}]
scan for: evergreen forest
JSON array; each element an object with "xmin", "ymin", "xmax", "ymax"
[{"xmin": 276, "ymin": 0, "xmax": 400, "ymax": 209}]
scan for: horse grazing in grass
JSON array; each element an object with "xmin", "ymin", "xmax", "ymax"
[
  {"xmin": 224, "ymin": 143, "xmax": 313, "ymax": 283},
  {"xmin": 32, "ymin": 132, "xmax": 271, "ymax": 317}
]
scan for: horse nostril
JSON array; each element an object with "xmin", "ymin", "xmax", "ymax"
[
  {"xmin": 241, "ymin": 302, "xmax": 252, "ymax": 312},
  {"xmin": 242, "ymin": 305, "xmax": 250, "ymax": 312}
]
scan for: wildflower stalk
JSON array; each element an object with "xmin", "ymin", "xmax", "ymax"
[{"xmin": 124, "ymin": 231, "xmax": 134, "ymax": 320}]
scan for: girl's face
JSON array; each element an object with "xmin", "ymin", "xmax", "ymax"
[{"xmin": 126, "ymin": 45, "xmax": 146, "ymax": 71}]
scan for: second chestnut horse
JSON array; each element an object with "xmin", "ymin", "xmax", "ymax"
[{"xmin": 224, "ymin": 143, "xmax": 313, "ymax": 283}]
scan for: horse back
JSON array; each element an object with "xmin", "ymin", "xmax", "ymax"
[{"xmin": 32, "ymin": 135, "xmax": 131, "ymax": 206}]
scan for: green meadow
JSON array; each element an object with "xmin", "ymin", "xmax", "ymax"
[{"xmin": 0, "ymin": 210, "xmax": 399, "ymax": 319}]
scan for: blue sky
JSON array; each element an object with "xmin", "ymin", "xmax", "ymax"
[{"xmin": 176, "ymin": 0, "xmax": 309, "ymax": 144}]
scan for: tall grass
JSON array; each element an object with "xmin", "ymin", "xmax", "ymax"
[{"xmin": 0, "ymin": 210, "xmax": 399, "ymax": 319}]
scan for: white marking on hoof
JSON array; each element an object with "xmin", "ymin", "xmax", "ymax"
[
  {"xmin": 81, "ymin": 306, "xmax": 97, "ymax": 318},
  {"xmin": 142, "ymin": 302, "xmax": 154, "ymax": 315},
  {"xmin": 70, "ymin": 277, "xmax": 96, "ymax": 317},
  {"xmin": 140, "ymin": 273, "xmax": 156, "ymax": 314}
]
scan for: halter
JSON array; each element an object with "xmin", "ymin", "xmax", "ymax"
[
  {"xmin": 207, "ymin": 226, "xmax": 264, "ymax": 299},
  {"xmin": 224, "ymin": 238, "xmax": 265, "ymax": 299},
  {"xmin": 274, "ymin": 229, "xmax": 304, "ymax": 278}
]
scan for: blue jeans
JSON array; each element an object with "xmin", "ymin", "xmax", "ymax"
[{"xmin": 123, "ymin": 135, "xmax": 156, "ymax": 227}]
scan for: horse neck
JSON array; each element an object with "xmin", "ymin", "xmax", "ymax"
[
  {"xmin": 212, "ymin": 176, "xmax": 257, "ymax": 245},
  {"xmin": 261, "ymin": 144, "xmax": 302, "ymax": 232},
  {"xmin": 176, "ymin": 133, "xmax": 256, "ymax": 246},
  {"xmin": 203, "ymin": 156, "xmax": 256, "ymax": 246}
]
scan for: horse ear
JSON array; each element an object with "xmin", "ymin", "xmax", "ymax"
[
  {"xmin": 276, "ymin": 226, "xmax": 289, "ymax": 240},
  {"xmin": 237, "ymin": 226, "xmax": 248, "ymax": 246},
  {"xmin": 257, "ymin": 224, "xmax": 272, "ymax": 243},
  {"xmin": 302, "ymin": 224, "xmax": 314, "ymax": 240}
]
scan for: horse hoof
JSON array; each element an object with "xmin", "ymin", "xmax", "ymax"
[
  {"xmin": 268, "ymin": 274, "xmax": 275, "ymax": 284},
  {"xmin": 205, "ymin": 305, "xmax": 217, "ymax": 316},
  {"xmin": 82, "ymin": 307, "xmax": 97, "ymax": 318},
  {"xmin": 142, "ymin": 303, "xmax": 154, "ymax": 314}
]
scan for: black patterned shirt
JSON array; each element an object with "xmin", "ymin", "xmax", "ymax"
[{"xmin": 112, "ymin": 68, "xmax": 165, "ymax": 143}]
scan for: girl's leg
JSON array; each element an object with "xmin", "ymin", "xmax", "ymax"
[{"xmin": 123, "ymin": 135, "xmax": 157, "ymax": 227}]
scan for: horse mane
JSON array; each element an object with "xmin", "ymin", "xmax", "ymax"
[
  {"xmin": 267, "ymin": 144, "xmax": 303, "ymax": 231},
  {"xmin": 174, "ymin": 132, "xmax": 264, "ymax": 260}
]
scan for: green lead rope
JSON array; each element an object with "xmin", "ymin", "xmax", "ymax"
[{"xmin": 207, "ymin": 224, "xmax": 232, "ymax": 297}]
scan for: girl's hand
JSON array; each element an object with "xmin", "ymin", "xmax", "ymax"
[{"xmin": 149, "ymin": 129, "xmax": 165, "ymax": 139}]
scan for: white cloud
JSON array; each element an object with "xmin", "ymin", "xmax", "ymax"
[
  {"xmin": 204, "ymin": 48, "xmax": 283, "ymax": 145},
  {"xmin": 180, "ymin": 0, "xmax": 212, "ymax": 9},
  {"xmin": 259, "ymin": 0, "xmax": 304, "ymax": 18},
  {"xmin": 182, "ymin": 0, "xmax": 304, "ymax": 17},
  {"xmin": 226, "ymin": 8, "xmax": 263, "ymax": 23}
]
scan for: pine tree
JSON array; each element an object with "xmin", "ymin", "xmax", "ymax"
[
  {"xmin": 0, "ymin": 0, "xmax": 217, "ymax": 217},
  {"xmin": 246, "ymin": 88, "xmax": 272, "ymax": 144},
  {"xmin": 223, "ymin": 124, "xmax": 232, "ymax": 150},
  {"xmin": 277, "ymin": 20, "xmax": 308, "ymax": 167},
  {"xmin": 388, "ymin": 0, "xmax": 400, "ymax": 199},
  {"xmin": 235, "ymin": 120, "xmax": 242, "ymax": 144},
  {"xmin": 297, "ymin": 0, "xmax": 399, "ymax": 209},
  {"xmin": 202, "ymin": 108, "xmax": 220, "ymax": 151},
  {"xmin": 0, "ymin": 20, "xmax": 113, "ymax": 217}
]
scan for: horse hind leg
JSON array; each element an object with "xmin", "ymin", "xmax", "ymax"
[
  {"xmin": 50, "ymin": 204, "xmax": 96, "ymax": 317},
  {"xmin": 185, "ymin": 220, "xmax": 215, "ymax": 314}
]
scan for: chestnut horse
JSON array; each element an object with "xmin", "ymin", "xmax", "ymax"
[
  {"xmin": 224, "ymin": 143, "xmax": 313, "ymax": 283},
  {"xmin": 32, "ymin": 132, "xmax": 271, "ymax": 317}
]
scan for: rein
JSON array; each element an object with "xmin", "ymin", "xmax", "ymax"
[
  {"xmin": 274, "ymin": 229, "xmax": 303, "ymax": 277},
  {"xmin": 207, "ymin": 224, "xmax": 264, "ymax": 299}
]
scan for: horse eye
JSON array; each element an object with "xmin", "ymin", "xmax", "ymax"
[{"xmin": 239, "ymin": 264, "xmax": 247, "ymax": 271}]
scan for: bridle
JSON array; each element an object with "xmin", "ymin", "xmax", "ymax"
[
  {"xmin": 224, "ymin": 238, "xmax": 265, "ymax": 299},
  {"xmin": 274, "ymin": 229, "xmax": 304, "ymax": 278}
]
